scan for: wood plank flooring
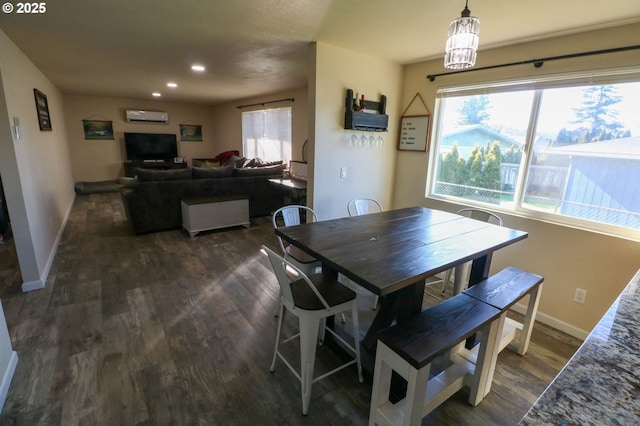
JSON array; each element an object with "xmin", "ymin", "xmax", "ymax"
[{"xmin": 0, "ymin": 193, "xmax": 582, "ymax": 425}]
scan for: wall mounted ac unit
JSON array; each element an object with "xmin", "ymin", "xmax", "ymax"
[{"xmin": 125, "ymin": 110, "xmax": 169, "ymax": 123}]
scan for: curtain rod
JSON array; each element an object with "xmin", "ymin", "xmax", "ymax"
[
  {"xmin": 427, "ymin": 45, "xmax": 640, "ymax": 82},
  {"xmin": 236, "ymin": 98, "xmax": 294, "ymax": 109}
]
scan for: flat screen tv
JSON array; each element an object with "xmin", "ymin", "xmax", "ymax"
[{"xmin": 124, "ymin": 132, "xmax": 178, "ymax": 161}]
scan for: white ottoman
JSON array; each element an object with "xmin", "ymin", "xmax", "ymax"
[{"xmin": 181, "ymin": 195, "xmax": 250, "ymax": 237}]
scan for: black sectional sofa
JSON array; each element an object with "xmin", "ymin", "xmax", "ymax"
[{"xmin": 120, "ymin": 164, "xmax": 288, "ymax": 234}]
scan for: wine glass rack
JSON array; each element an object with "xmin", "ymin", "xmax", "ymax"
[{"xmin": 344, "ymin": 89, "xmax": 388, "ymax": 132}]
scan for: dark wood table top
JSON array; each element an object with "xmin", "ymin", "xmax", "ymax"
[{"xmin": 275, "ymin": 206, "xmax": 528, "ymax": 298}]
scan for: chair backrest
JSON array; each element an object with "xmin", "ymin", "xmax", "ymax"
[
  {"xmin": 262, "ymin": 245, "xmax": 331, "ymax": 310},
  {"xmin": 273, "ymin": 205, "xmax": 318, "ymax": 227},
  {"xmin": 347, "ymin": 198, "xmax": 383, "ymax": 217},
  {"xmin": 272, "ymin": 205, "xmax": 318, "ymax": 254},
  {"xmin": 456, "ymin": 208, "xmax": 503, "ymax": 226}
]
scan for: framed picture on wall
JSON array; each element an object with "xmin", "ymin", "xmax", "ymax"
[
  {"xmin": 180, "ymin": 124, "xmax": 203, "ymax": 141},
  {"xmin": 82, "ymin": 119, "xmax": 114, "ymax": 140},
  {"xmin": 33, "ymin": 89, "xmax": 52, "ymax": 131}
]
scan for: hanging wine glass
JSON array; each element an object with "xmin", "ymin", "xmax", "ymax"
[
  {"xmin": 359, "ymin": 135, "xmax": 367, "ymax": 148},
  {"xmin": 368, "ymin": 136, "xmax": 375, "ymax": 148},
  {"xmin": 376, "ymin": 136, "xmax": 384, "ymax": 148},
  {"xmin": 350, "ymin": 134, "xmax": 358, "ymax": 148}
]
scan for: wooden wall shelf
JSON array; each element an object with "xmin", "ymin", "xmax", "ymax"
[{"xmin": 344, "ymin": 89, "xmax": 388, "ymax": 132}]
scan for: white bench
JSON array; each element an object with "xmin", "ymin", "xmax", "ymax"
[
  {"xmin": 181, "ymin": 195, "xmax": 249, "ymax": 237},
  {"xmin": 369, "ymin": 293, "xmax": 503, "ymax": 425}
]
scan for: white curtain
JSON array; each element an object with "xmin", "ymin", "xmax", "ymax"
[{"xmin": 242, "ymin": 107, "xmax": 291, "ymax": 164}]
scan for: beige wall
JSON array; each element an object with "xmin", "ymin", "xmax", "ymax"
[
  {"xmin": 309, "ymin": 42, "xmax": 403, "ymax": 220},
  {"xmin": 0, "ymin": 29, "xmax": 75, "ymax": 290},
  {"xmin": 210, "ymin": 87, "xmax": 308, "ymax": 162},
  {"xmin": 0, "ymin": 27, "xmax": 80, "ymax": 406},
  {"xmin": 64, "ymin": 95, "xmax": 219, "ymax": 182},
  {"xmin": 65, "ymin": 88, "xmax": 310, "ymax": 182},
  {"xmin": 394, "ymin": 23, "xmax": 640, "ymax": 335}
]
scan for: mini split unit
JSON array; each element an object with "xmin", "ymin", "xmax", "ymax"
[{"xmin": 125, "ymin": 110, "xmax": 169, "ymax": 123}]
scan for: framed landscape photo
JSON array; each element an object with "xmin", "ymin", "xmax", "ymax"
[
  {"xmin": 180, "ymin": 124, "xmax": 203, "ymax": 141},
  {"xmin": 33, "ymin": 89, "xmax": 52, "ymax": 131},
  {"xmin": 82, "ymin": 119, "xmax": 114, "ymax": 140},
  {"xmin": 398, "ymin": 115, "xmax": 430, "ymax": 152}
]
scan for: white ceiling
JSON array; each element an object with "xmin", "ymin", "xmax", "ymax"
[{"xmin": 1, "ymin": 0, "xmax": 639, "ymax": 105}]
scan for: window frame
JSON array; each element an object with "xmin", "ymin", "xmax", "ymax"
[{"xmin": 426, "ymin": 67, "xmax": 640, "ymax": 241}]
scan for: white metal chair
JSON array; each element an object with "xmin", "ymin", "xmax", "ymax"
[
  {"xmin": 426, "ymin": 208, "xmax": 504, "ymax": 300},
  {"xmin": 347, "ymin": 198, "xmax": 383, "ymax": 309},
  {"xmin": 262, "ymin": 245, "xmax": 363, "ymax": 415},
  {"xmin": 273, "ymin": 205, "xmax": 346, "ymax": 323},
  {"xmin": 272, "ymin": 205, "xmax": 322, "ymax": 277},
  {"xmin": 347, "ymin": 198, "xmax": 383, "ymax": 217}
]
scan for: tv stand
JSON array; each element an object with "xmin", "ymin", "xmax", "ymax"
[{"xmin": 124, "ymin": 160, "xmax": 187, "ymax": 178}]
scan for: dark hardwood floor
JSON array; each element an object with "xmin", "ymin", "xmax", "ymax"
[
  {"xmin": 0, "ymin": 193, "xmax": 581, "ymax": 425},
  {"xmin": 0, "ymin": 230, "xmax": 21, "ymax": 299}
]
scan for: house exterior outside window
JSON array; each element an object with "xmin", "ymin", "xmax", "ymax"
[{"xmin": 428, "ymin": 74, "xmax": 640, "ymax": 238}]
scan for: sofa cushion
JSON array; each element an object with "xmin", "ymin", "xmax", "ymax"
[
  {"xmin": 136, "ymin": 168, "xmax": 192, "ymax": 182},
  {"xmin": 233, "ymin": 164, "xmax": 285, "ymax": 177},
  {"xmin": 192, "ymin": 166, "xmax": 234, "ymax": 179}
]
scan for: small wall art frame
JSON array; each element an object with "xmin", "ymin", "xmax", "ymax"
[
  {"xmin": 82, "ymin": 119, "xmax": 114, "ymax": 140},
  {"xmin": 180, "ymin": 124, "xmax": 203, "ymax": 141},
  {"xmin": 33, "ymin": 88, "xmax": 52, "ymax": 131},
  {"xmin": 398, "ymin": 115, "xmax": 430, "ymax": 152}
]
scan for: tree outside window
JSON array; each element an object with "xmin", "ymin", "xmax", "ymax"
[{"xmin": 430, "ymin": 79, "xmax": 640, "ymax": 234}]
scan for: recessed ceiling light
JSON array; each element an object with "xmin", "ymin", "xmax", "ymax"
[
  {"xmin": 167, "ymin": 82, "xmax": 178, "ymax": 88},
  {"xmin": 152, "ymin": 92, "xmax": 162, "ymax": 97},
  {"xmin": 191, "ymin": 64, "xmax": 206, "ymax": 72}
]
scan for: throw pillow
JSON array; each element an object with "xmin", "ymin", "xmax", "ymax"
[
  {"xmin": 136, "ymin": 168, "xmax": 192, "ymax": 182},
  {"xmin": 192, "ymin": 166, "xmax": 234, "ymax": 179},
  {"xmin": 227, "ymin": 155, "xmax": 247, "ymax": 168},
  {"xmin": 211, "ymin": 150, "xmax": 240, "ymax": 165},
  {"xmin": 243, "ymin": 158, "xmax": 265, "ymax": 168},
  {"xmin": 233, "ymin": 164, "xmax": 285, "ymax": 178}
]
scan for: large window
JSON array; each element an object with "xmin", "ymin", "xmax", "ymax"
[
  {"xmin": 428, "ymin": 73, "xmax": 640, "ymax": 237},
  {"xmin": 242, "ymin": 107, "xmax": 292, "ymax": 165}
]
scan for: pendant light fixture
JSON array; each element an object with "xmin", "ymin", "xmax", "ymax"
[{"xmin": 444, "ymin": 0, "xmax": 480, "ymax": 70}]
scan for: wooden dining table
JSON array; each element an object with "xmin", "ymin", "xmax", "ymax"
[{"xmin": 275, "ymin": 206, "xmax": 528, "ymax": 352}]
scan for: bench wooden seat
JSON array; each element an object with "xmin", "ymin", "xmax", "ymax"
[
  {"xmin": 369, "ymin": 293, "xmax": 502, "ymax": 426},
  {"xmin": 463, "ymin": 266, "xmax": 544, "ymax": 356}
]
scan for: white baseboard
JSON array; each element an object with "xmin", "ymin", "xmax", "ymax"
[
  {"xmin": 0, "ymin": 351, "xmax": 18, "ymax": 412},
  {"xmin": 511, "ymin": 303, "xmax": 589, "ymax": 341},
  {"xmin": 21, "ymin": 193, "xmax": 75, "ymax": 293},
  {"xmin": 21, "ymin": 279, "xmax": 44, "ymax": 292}
]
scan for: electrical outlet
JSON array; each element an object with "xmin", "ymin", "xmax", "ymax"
[{"xmin": 574, "ymin": 288, "xmax": 587, "ymax": 304}]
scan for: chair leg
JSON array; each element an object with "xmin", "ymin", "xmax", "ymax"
[
  {"xmin": 440, "ymin": 268, "xmax": 454, "ymax": 296},
  {"xmin": 318, "ymin": 318, "xmax": 326, "ymax": 344},
  {"xmin": 274, "ymin": 298, "xmax": 282, "ymax": 317},
  {"xmin": 299, "ymin": 315, "xmax": 320, "ymax": 415},
  {"xmin": 270, "ymin": 302, "xmax": 285, "ymax": 373},
  {"xmin": 351, "ymin": 303, "xmax": 363, "ymax": 383}
]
